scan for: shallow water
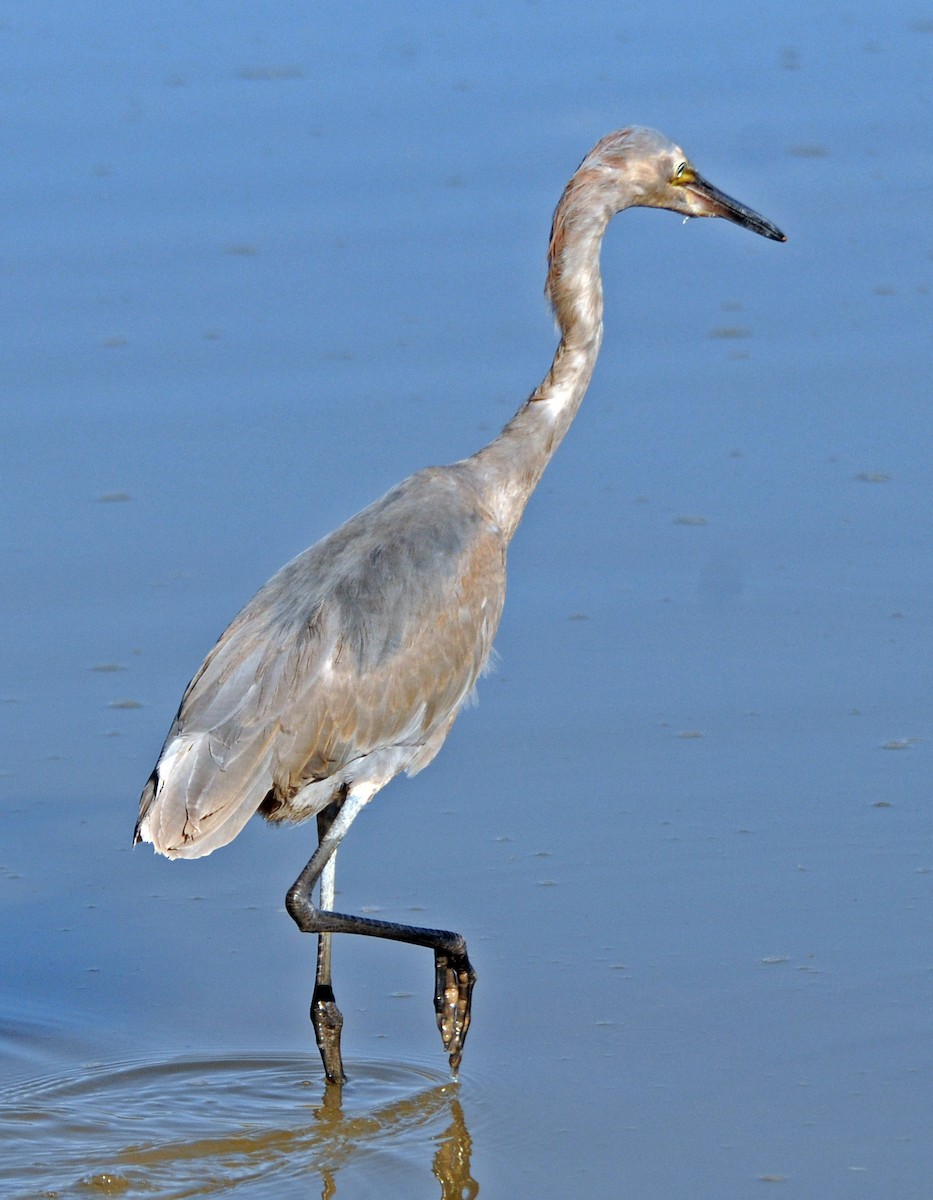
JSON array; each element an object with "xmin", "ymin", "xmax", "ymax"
[
  {"xmin": 0, "ymin": 1049, "xmax": 475, "ymax": 1198},
  {"xmin": 2, "ymin": 2, "xmax": 932, "ymax": 1197}
]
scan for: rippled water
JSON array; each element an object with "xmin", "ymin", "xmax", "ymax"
[
  {"xmin": 3, "ymin": 3, "xmax": 932, "ymax": 1197},
  {"xmin": 1, "ymin": 1049, "xmax": 477, "ymax": 1198}
]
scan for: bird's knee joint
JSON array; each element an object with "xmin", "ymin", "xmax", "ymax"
[{"xmin": 286, "ymin": 886, "xmax": 315, "ymax": 930}]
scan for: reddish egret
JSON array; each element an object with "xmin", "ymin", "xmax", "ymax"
[{"xmin": 136, "ymin": 127, "xmax": 785, "ymax": 1082}]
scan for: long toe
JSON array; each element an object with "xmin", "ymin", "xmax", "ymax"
[{"xmin": 434, "ymin": 947, "xmax": 477, "ymax": 1074}]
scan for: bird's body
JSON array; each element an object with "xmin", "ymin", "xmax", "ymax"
[
  {"xmin": 136, "ymin": 127, "xmax": 784, "ymax": 1082},
  {"xmin": 137, "ymin": 464, "xmax": 506, "ymax": 859}
]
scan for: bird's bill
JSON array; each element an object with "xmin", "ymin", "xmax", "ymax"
[{"xmin": 686, "ymin": 174, "xmax": 786, "ymax": 242}]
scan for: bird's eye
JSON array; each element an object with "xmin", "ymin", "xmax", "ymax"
[{"xmin": 674, "ymin": 161, "xmax": 687, "ymax": 180}]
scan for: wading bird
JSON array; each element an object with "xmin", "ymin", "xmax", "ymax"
[{"xmin": 136, "ymin": 127, "xmax": 785, "ymax": 1083}]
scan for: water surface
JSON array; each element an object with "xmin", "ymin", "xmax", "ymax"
[{"xmin": 2, "ymin": 3, "xmax": 931, "ymax": 1197}]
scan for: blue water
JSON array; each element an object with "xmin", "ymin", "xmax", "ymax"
[{"xmin": 2, "ymin": 3, "xmax": 931, "ymax": 1197}]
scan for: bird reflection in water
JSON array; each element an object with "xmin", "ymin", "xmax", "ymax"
[
  {"xmin": 431, "ymin": 1099, "xmax": 479, "ymax": 1200},
  {"xmin": 125, "ymin": 1081, "xmax": 479, "ymax": 1198},
  {"xmin": 313, "ymin": 1083, "xmax": 479, "ymax": 1200},
  {"xmin": 0, "ymin": 1055, "xmax": 479, "ymax": 1198}
]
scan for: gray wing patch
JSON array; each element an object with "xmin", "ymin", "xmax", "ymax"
[{"xmin": 136, "ymin": 468, "xmax": 506, "ymax": 859}]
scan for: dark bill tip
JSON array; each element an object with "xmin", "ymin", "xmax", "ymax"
[{"xmin": 689, "ymin": 176, "xmax": 787, "ymax": 242}]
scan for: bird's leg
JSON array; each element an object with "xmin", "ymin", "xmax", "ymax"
[
  {"xmin": 311, "ymin": 801, "xmax": 346, "ymax": 1085},
  {"xmin": 285, "ymin": 787, "xmax": 476, "ymax": 1074}
]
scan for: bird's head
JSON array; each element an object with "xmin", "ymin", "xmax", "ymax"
[{"xmin": 578, "ymin": 126, "xmax": 786, "ymax": 242}]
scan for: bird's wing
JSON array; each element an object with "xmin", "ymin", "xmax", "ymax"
[
  {"xmin": 137, "ymin": 470, "xmax": 505, "ymax": 860},
  {"xmin": 135, "ymin": 603, "xmax": 326, "ymax": 859},
  {"xmin": 272, "ymin": 521, "xmax": 505, "ymax": 793}
]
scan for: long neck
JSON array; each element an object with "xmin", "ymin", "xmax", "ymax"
[{"xmin": 467, "ymin": 173, "xmax": 613, "ymax": 543}]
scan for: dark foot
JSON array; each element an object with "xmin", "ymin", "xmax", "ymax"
[
  {"xmin": 434, "ymin": 945, "xmax": 476, "ymax": 1075},
  {"xmin": 311, "ymin": 983, "xmax": 346, "ymax": 1085}
]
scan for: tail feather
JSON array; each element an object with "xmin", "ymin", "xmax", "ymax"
[{"xmin": 135, "ymin": 731, "xmax": 274, "ymax": 859}]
